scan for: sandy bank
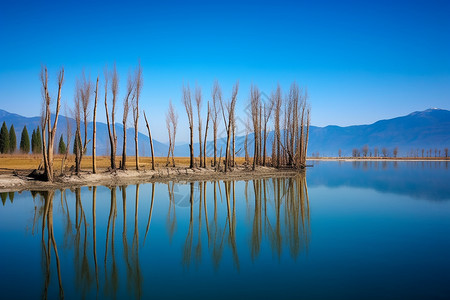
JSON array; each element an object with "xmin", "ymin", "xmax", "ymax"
[{"xmin": 0, "ymin": 166, "xmax": 304, "ymax": 192}]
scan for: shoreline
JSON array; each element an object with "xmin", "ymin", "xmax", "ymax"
[{"xmin": 0, "ymin": 166, "xmax": 305, "ymax": 193}]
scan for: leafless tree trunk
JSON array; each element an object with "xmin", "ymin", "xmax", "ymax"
[
  {"xmin": 165, "ymin": 101, "xmax": 178, "ymax": 167},
  {"xmin": 203, "ymin": 101, "xmax": 210, "ymax": 168},
  {"xmin": 244, "ymin": 119, "xmax": 250, "ymax": 165},
  {"xmin": 250, "ymin": 85, "xmax": 261, "ymax": 170},
  {"xmin": 132, "ymin": 61, "xmax": 142, "ymax": 170},
  {"xmin": 81, "ymin": 73, "xmax": 92, "ymax": 163},
  {"xmin": 302, "ymin": 106, "xmax": 310, "ymax": 164},
  {"xmin": 212, "ymin": 81, "xmax": 221, "ymax": 167},
  {"xmin": 104, "ymin": 65, "xmax": 119, "ymax": 170},
  {"xmin": 220, "ymin": 81, "xmax": 239, "ymax": 172},
  {"xmin": 40, "ymin": 66, "xmax": 64, "ymax": 182},
  {"xmin": 143, "ymin": 111, "xmax": 155, "ymax": 170},
  {"xmin": 195, "ymin": 87, "xmax": 203, "ymax": 168},
  {"xmin": 165, "ymin": 113, "xmax": 171, "ymax": 166},
  {"xmin": 232, "ymin": 111, "xmax": 236, "ymax": 168},
  {"xmin": 61, "ymin": 106, "xmax": 72, "ymax": 174},
  {"xmin": 273, "ymin": 84, "xmax": 282, "ymax": 168},
  {"xmin": 92, "ymin": 76, "xmax": 99, "ymax": 173},
  {"xmin": 182, "ymin": 84, "xmax": 194, "ymax": 168},
  {"xmin": 262, "ymin": 96, "xmax": 274, "ymax": 166},
  {"xmin": 73, "ymin": 82, "xmax": 82, "ymax": 175},
  {"xmin": 121, "ymin": 73, "xmax": 135, "ymax": 170}
]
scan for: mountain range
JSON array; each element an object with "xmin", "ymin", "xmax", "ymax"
[{"xmin": 1, "ymin": 108, "xmax": 449, "ymax": 157}]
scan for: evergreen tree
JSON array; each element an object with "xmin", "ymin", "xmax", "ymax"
[
  {"xmin": 35, "ymin": 126, "xmax": 42, "ymax": 154},
  {"xmin": 9, "ymin": 124, "xmax": 16, "ymax": 153},
  {"xmin": 58, "ymin": 134, "xmax": 66, "ymax": 154},
  {"xmin": 0, "ymin": 121, "xmax": 9, "ymax": 154},
  {"xmin": 20, "ymin": 126, "xmax": 30, "ymax": 153},
  {"xmin": 73, "ymin": 133, "xmax": 81, "ymax": 155},
  {"xmin": 31, "ymin": 129, "xmax": 36, "ymax": 153},
  {"xmin": 1, "ymin": 192, "xmax": 6, "ymax": 206}
]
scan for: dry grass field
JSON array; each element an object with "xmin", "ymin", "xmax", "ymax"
[{"xmin": 0, "ymin": 154, "xmax": 248, "ymax": 174}]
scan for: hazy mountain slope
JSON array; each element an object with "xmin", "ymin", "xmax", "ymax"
[{"xmin": 1, "ymin": 108, "xmax": 449, "ymax": 157}]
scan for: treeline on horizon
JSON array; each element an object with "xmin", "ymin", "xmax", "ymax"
[
  {"xmin": 4, "ymin": 63, "xmax": 311, "ymax": 181},
  {"xmin": 308, "ymin": 145, "xmax": 449, "ymax": 158}
]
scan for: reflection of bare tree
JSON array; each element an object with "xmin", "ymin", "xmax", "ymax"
[
  {"xmin": 131, "ymin": 184, "xmax": 143, "ymax": 299},
  {"xmin": 225, "ymin": 181, "xmax": 240, "ymax": 270},
  {"xmin": 41, "ymin": 190, "xmax": 64, "ymax": 299},
  {"xmin": 104, "ymin": 187, "xmax": 118, "ymax": 297},
  {"xmin": 182, "ymin": 183, "xmax": 194, "ymax": 268},
  {"xmin": 165, "ymin": 182, "xmax": 177, "ymax": 242},
  {"xmin": 211, "ymin": 181, "xmax": 226, "ymax": 270},
  {"xmin": 264, "ymin": 176, "xmax": 311, "ymax": 260},
  {"xmin": 74, "ymin": 187, "xmax": 93, "ymax": 296},
  {"xmin": 92, "ymin": 186, "xmax": 99, "ymax": 292},
  {"xmin": 195, "ymin": 181, "xmax": 203, "ymax": 265},
  {"xmin": 251, "ymin": 180, "xmax": 262, "ymax": 260},
  {"xmin": 203, "ymin": 181, "xmax": 211, "ymax": 248},
  {"xmin": 144, "ymin": 183, "xmax": 156, "ymax": 244}
]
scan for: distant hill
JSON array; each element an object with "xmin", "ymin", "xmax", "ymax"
[
  {"xmin": 307, "ymin": 108, "xmax": 450, "ymax": 156},
  {"xmin": 1, "ymin": 108, "xmax": 449, "ymax": 157},
  {"xmin": 0, "ymin": 109, "xmax": 168, "ymax": 157}
]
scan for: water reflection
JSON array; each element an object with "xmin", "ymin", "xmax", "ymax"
[
  {"xmin": 311, "ymin": 160, "xmax": 450, "ymax": 201},
  {"xmin": 12, "ymin": 176, "xmax": 310, "ymax": 299}
]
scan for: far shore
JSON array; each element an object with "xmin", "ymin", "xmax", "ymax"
[{"xmin": 309, "ymin": 157, "xmax": 450, "ymax": 162}]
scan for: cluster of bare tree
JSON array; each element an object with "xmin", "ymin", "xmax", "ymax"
[
  {"xmin": 39, "ymin": 65, "xmax": 311, "ymax": 181},
  {"xmin": 252, "ymin": 83, "xmax": 310, "ymax": 170},
  {"xmin": 346, "ymin": 146, "xmax": 450, "ymax": 158},
  {"xmin": 39, "ymin": 62, "xmax": 151, "ymax": 182},
  {"xmin": 181, "ymin": 81, "xmax": 310, "ymax": 172}
]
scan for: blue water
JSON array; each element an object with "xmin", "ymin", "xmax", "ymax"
[{"xmin": 0, "ymin": 161, "xmax": 449, "ymax": 299}]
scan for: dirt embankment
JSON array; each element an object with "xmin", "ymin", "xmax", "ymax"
[{"xmin": 0, "ymin": 166, "xmax": 304, "ymax": 193}]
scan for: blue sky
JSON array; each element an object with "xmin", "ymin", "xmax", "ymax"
[{"xmin": 0, "ymin": 0, "xmax": 449, "ymax": 142}]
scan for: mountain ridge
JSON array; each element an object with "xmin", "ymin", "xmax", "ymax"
[{"xmin": 0, "ymin": 108, "xmax": 449, "ymax": 157}]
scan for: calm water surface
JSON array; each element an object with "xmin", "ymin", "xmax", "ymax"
[{"xmin": 0, "ymin": 161, "xmax": 449, "ymax": 299}]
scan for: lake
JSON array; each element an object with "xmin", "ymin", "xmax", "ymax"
[{"xmin": 1, "ymin": 161, "xmax": 449, "ymax": 299}]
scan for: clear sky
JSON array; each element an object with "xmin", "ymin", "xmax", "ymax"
[{"xmin": 0, "ymin": 0, "xmax": 449, "ymax": 142}]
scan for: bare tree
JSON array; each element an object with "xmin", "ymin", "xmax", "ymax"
[
  {"xmin": 338, "ymin": 149, "xmax": 342, "ymax": 158},
  {"xmin": 40, "ymin": 66, "xmax": 64, "ymax": 181},
  {"xmin": 195, "ymin": 86, "xmax": 203, "ymax": 167},
  {"xmin": 262, "ymin": 95, "xmax": 274, "ymax": 166},
  {"xmin": 445, "ymin": 148, "xmax": 448, "ymax": 158},
  {"xmin": 211, "ymin": 81, "xmax": 222, "ymax": 167},
  {"xmin": 382, "ymin": 147, "xmax": 388, "ymax": 158},
  {"xmin": 362, "ymin": 145, "xmax": 369, "ymax": 157},
  {"xmin": 166, "ymin": 101, "xmax": 178, "ymax": 167},
  {"xmin": 121, "ymin": 73, "xmax": 135, "ymax": 170},
  {"xmin": 219, "ymin": 81, "xmax": 239, "ymax": 172},
  {"xmin": 393, "ymin": 147, "xmax": 399, "ymax": 158},
  {"xmin": 244, "ymin": 119, "xmax": 250, "ymax": 165},
  {"xmin": 250, "ymin": 85, "xmax": 261, "ymax": 170},
  {"xmin": 81, "ymin": 72, "xmax": 92, "ymax": 160},
  {"xmin": 182, "ymin": 84, "xmax": 194, "ymax": 168},
  {"xmin": 60, "ymin": 106, "xmax": 72, "ymax": 174},
  {"xmin": 73, "ymin": 72, "xmax": 92, "ymax": 175},
  {"xmin": 273, "ymin": 84, "xmax": 282, "ymax": 168},
  {"xmin": 92, "ymin": 76, "xmax": 99, "ymax": 173},
  {"xmin": 203, "ymin": 101, "xmax": 210, "ymax": 168},
  {"xmin": 143, "ymin": 111, "xmax": 155, "ymax": 170},
  {"xmin": 132, "ymin": 61, "xmax": 142, "ymax": 170},
  {"xmin": 104, "ymin": 65, "xmax": 119, "ymax": 170},
  {"xmin": 73, "ymin": 80, "xmax": 82, "ymax": 174}
]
